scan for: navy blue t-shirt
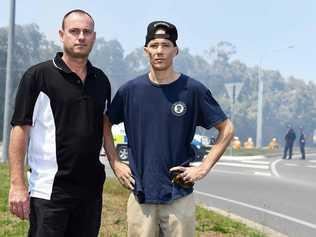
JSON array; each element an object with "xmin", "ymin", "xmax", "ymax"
[{"xmin": 107, "ymin": 74, "xmax": 227, "ymax": 204}]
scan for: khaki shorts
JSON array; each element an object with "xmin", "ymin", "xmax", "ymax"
[{"xmin": 127, "ymin": 193, "xmax": 195, "ymax": 237}]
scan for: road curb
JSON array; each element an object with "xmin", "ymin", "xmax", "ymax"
[{"xmin": 199, "ymin": 205, "xmax": 288, "ymax": 237}]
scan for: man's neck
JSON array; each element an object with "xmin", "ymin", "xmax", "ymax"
[
  {"xmin": 62, "ymin": 53, "xmax": 87, "ymax": 79},
  {"xmin": 148, "ymin": 68, "xmax": 180, "ymax": 85}
]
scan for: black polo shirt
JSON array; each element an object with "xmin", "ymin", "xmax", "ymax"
[{"xmin": 11, "ymin": 52, "xmax": 111, "ymax": 200}]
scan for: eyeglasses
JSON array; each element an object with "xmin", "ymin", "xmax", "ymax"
[{"xmin": 67, "ymin": 28, "xmax": 94, "ymax": 37}]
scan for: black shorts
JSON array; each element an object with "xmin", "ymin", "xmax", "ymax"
[{"xmin": 28, "ymin": 196, "xmax": 102, "ymax": 237}]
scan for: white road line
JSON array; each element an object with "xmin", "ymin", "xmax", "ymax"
[
  {"xmin": 306, "ymin": 165, "xmax": 316, "ymax": 168},
  {"xmin": 241, "ymin": 160, "xmax": 270, "ymax": 165},
  {"xmin": 212, "ymin": 169, "xmax": 253, "ymax": 176},
  {"xmin": 216, "ymin": 162, "xmax": 269, "ymax": 169},
  {"xmin": 285, "ymin": 164, "xmax": 298, "ymax": 167},
  {"xmin": 213, "ymin": 169, "xmax": 275, "ymax": 178},
  {"xmin": 308, "ymin": 160, "xmax": 316, "ymax": 163},
  {"xmin": 271, "ymin": 159, "xmax": 281, "ymax": 178},
  {"xmin": 221, "ymin": 155, "xmax": 265, "ymax": 161},
  {"xmin": 195, "ymin": 190, "xmax": 316, "ymax": 230},
  {"xmin": 254, "ymin": 172, "xmax": 271, "ymax": 176}
]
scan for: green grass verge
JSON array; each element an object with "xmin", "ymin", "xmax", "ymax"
[
  {"xmin": 0, "ymin": 163, "xmax": 267, "ymax": 237},
  {"xmin": 0, "ymin": 162, "xmax": 29, "ymax": 236},
  {"xmin": 196, "ymin": 206, "xmax": 267, "ymax": 237}
]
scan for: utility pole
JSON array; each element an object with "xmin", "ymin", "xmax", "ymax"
[
  {"xmin": 2, "ymin": 0, "xmax": 16, "ymax": 162},
  {"xmin": 256, "ymin": 66, "xmax": 263, "ymax": 148},
  {"xmin": 255, "ymin": 45, "xmax": 294, "ymax": 148}
]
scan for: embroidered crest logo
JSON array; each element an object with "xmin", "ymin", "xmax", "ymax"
[{"xmin": 171, "ymin": 101, "xmax": 187, "ymax": 116}]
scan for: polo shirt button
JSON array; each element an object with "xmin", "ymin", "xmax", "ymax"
[{"xmin": 77, "ymin": 80, "xmax": 81, "ymax": 84}]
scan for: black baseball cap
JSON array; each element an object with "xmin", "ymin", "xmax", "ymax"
[{"xmin": 145, "ymin": 21, "xmax": 178, "ymax": 47}]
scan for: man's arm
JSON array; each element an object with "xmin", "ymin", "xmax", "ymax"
[
  {"xmin": 8, "ymin": 125, "xmax": 30, "ymax": 220},
  {"xmin": 170, "ymin": 119, "xmax": 234, "ymax": 183},
  {"xmin": 103, "ymin": 116, "xmax": 135, "ymax": 190}
]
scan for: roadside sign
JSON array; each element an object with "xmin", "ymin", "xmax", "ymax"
[{"xmin": 224, "ymin": 82, "xmax": 243, "ymax": 103}]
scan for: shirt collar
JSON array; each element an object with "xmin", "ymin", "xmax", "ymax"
[{"xmin": 53, "ymin": 52, "xmax": 95, "ymax": 76}]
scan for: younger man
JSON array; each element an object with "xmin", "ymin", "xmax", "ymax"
[{"xmin": 104, "ymin": 21, "xmax": 234, "ymax": 237}]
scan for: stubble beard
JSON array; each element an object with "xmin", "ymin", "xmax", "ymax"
[{"xmin": 63, "ymin": 45, "xmax": 92, "ymax": 59}]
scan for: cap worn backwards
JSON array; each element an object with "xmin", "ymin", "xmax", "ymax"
[{"xmin": 145, "ymin": 21, "xmax": 178, "ymax": 47}]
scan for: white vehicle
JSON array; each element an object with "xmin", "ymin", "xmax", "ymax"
[{"xmin": 193, "ymin": 134, "xmax": 211, "ymax": 146}]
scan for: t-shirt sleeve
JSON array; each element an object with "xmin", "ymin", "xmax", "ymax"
[
  {"xmin": 11, "ymin": 68, "xmax": 41, "ymax": 126},
  {"xmin": 106, "ymin": 87, "xmax": 124, "ymax": 125},
  {"xmin": 197, "ymin": 87, "xmax": 227, "ymax": 129}
]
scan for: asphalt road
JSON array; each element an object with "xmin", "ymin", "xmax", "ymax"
[
  {"xmin": 195, "ymin": 153, "xmax": 316, "ymax": 237},
  {"xmin": 102, "ymin": 153, "xmax": 316, "ymax": 236}
]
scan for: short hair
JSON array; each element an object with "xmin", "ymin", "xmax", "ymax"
[{"xmin": 62, "ymin": 9, "xmax": 95, "ymax": 30}]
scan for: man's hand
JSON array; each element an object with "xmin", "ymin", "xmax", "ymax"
[
  {"xmin": 8, "ymin": 125, "xmax": 30, "ymax": 220},
  {"xmin": 8, "ymin": 184, "xmax": 30, "ymax": 220},
  {"xmin": 170, "ymin": 119, "xmax": 234, "ymax": 185},
  {"xmin": 170, "ymin": 165, "xmax": 208, "ymax": 184},
  {"xmin": 111, "ymin": 160, "xmax": 135, "ymax": 190},
  {"xmin": 103, "ymin": 117, "xmax": 135, "ymax": 190}
]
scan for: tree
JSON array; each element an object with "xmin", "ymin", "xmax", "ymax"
[
  {"xmin": 1, "ymin": 24, "xmax": 315, "ymax": 147},
  {"xmin": 125, "ymin": 47, "xmax": 148, "ymax": 77},
  {"xmin": 90, "ymin": 38, "xmax": 130, "ymax": 91},
  {"xmin": 0, "ymin": 24, "xmax": 60, "ymax": 140}
]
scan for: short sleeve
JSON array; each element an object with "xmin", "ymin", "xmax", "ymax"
[
  {"xmin": 106, "ymin": 88, "xmax": 124, "ymax": 125},
  {"xmin": 11, "ymin": 69, "xmax": 41, "ymax": 126},
  {"xmin": 197, "ymin": 87, "xmax": 227, "ymax": 129}
]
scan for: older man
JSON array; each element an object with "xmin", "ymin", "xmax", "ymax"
[{"xmin": 8, "ymin": 9, "xmax": 111, "ymax": 237}]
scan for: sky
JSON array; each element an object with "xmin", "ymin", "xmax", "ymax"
[{"xmin": 1, "ymin": 0, "xmax": 315, "ymax": 82}]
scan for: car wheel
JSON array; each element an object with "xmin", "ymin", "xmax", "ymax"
[{"xmin": 117, "ymin": 145, "xmax": 128, "ymax": 161}]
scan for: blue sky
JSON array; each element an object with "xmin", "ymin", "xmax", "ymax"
[{"xmin": 1, "ymin": 0, "xmax": 315, "ymax": 81}]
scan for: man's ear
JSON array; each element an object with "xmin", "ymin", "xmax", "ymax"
[
  {"xmin": 144, "ymin": 47, "xmax": 150, "ymax": 57},
  {"xmin": 175, "ymin": 47, "xmax": 179, "ymax": 55},
  {"xmin": 172, "ymin": 46, "xmax": 179, "ymax": 57},
  {"xmin": 92, "ymin": 31, "xmax": 96, "ymax": 43},
  {"xmin": 58, "ymin": 29, "xmax": 64, "ymax": 43}
]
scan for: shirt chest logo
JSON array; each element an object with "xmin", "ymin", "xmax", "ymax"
[{"xmin": 171, "ymin": 101, "xmax": 187, "ymax": 116}]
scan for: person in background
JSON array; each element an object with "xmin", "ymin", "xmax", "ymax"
[
  {"xmin": 299, "ymin": 127, "xmax": 306, "ymax": 160},
  {"xmin": 283, "ymin": 125, "xmax": 296, "ymax": 160}
]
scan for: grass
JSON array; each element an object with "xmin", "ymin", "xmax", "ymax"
[
  {"xmin": 195, "ymin": 206, "xmax": 267, "ymax": 237},
  {"xmin": 0, "ymin": 163, "xmax": 29, "ymax": 237},
  {"xmin": 0, "ymin": 163, "xmax": 267, "ymax": 237},
  {"xmin": 100, "ymin": 178, "xmax": 130, "ymax": 236}
]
